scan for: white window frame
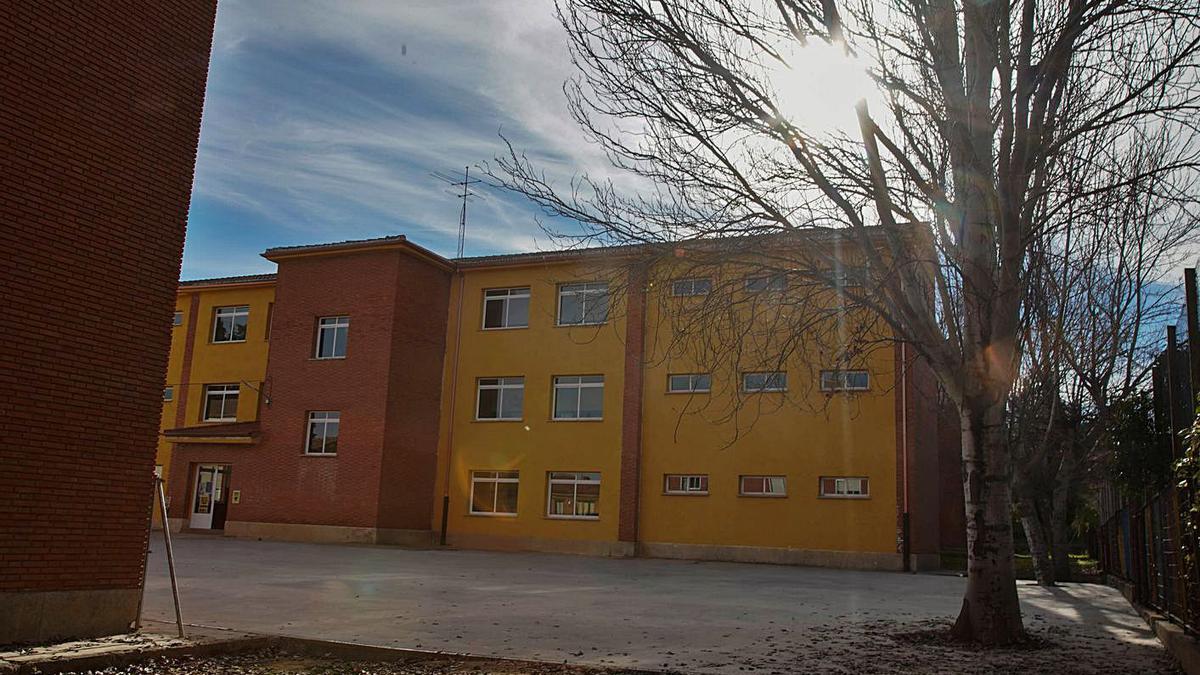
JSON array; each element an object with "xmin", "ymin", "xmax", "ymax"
[
  {"xmin": 742, "ymin": 371, "xmax": 787, "ymax": 392},
  {"xmin": 670, "ymin": 278, "xmax": 711, "ymax": 297},
  {"xmin": 305, "ymin": 411, "xmax": 340, "ymax": 455},
  {"xmin": 744, "ymin": 274, "xmax": 786, "ymax": 293},
  {"xmin": 556, "ymin": 282, "xmax": 609, "ymax": 326},
  {"xmin": 211, "ymin": 306, "xmax": 249, "ymax": 343},
  {"xmin": 552, "ymin": 375, "xmax": 605, "ymax": 420},
  {"xmin": 475, "ymin": 377, "xmax": 525, "ymax": 421},
  {"xmin": 667, "ymin": 373, "xmax": 711, "ymax": 393},
  {"xmin": 739, "ymin": 475, "xmax": 787, "ymax": 497},
  {"xmin": 163, "ymin": 386, "xmax": 174, "ymax": 402},
  {"xmin": 664, "ymin": 474, "xmax": 709, "ymax": 495},
  {"xmin": 820, "ymin": 369, "xmax": 870, "ymax": 392},
  {"xmin": 546, "ymin": 471, "xmax": 601, "ymax": 519},
  {"xmin": 469, "ymin": 470, "xmax": 520, "ymax": 516},
  {"xmin": 482, "ymin": 287, "xmax": 531, "ymax": 330},
  {"xmin": 202, "ymin": 384, "xmax": 239, "ymax": 422},
  {"xmin": 821, "ymin": 476, "xmax": 870, "ymax": 498},
  {"xmin": 172, "ymin": 311, "xmax": 184, "ymax": 327},
  {"xmin": 315, "ymin": 315, "xmax": 350, "ymax": 359}
]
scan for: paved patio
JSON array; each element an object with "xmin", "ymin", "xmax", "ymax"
[{"xmin": 142, "ymin": 535, "xmax": 1174, "ymax": 673}]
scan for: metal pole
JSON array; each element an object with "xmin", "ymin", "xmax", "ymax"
[
  {"xmin": 157, "ymin": 477, "xmax": 185, "ymax": 638},
  {"xmin": 132, "ymin": 474, "xmax": 157, "ymax": 631}
]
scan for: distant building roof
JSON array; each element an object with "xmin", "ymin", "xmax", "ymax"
[{"xmin": 179, "ymin": 273, "xmax": 277, "ymax": 288}]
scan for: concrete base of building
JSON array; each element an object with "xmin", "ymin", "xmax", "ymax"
[
  {"xmin": 223, "ymin": 520, "xmax": 433, "ymax": 547},
  {"xmin": 909, "ymin": 552, "xmax": 942, "ymax": 572},
  {"xmin": 639, "ymin": 541, "xmax": 906, "ymax": 571},
  {"xmin": 446, "ymin": 532, "xmax": 636, "ymax": 558},
  {"xmin": 0, "ymin": 588, "xmax": 140, "ymax": 645}
]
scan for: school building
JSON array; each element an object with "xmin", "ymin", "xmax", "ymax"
[{"xmin": 158, "ymin": 233, "xmax": 955, "ymax": 571}]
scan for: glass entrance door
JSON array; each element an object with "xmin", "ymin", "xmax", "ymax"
[{"xmin": 189, "ymin": 464, "xmax": 228, "ymax": 529}]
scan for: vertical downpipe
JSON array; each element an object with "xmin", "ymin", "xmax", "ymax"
[{"xmin": 901, "ymin": 341, "xmax": 911, "ymax": 572}]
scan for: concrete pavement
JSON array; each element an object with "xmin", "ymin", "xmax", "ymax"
[{"xmin": 141, "ymin": 535, "xmax": 1172, "ymax": 673}]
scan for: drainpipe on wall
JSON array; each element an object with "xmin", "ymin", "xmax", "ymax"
[
  {"xmin": 440, "ymin": 267, "xmax": 467, "ymax": 546},
  {"xmin": 901, "ymin": 341, "xmax": 911, "ymax": 572}
]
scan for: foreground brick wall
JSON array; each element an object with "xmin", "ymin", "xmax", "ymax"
[{"xmin": 0, "ymin": 1, "xmax": 216, "ymax": 642}]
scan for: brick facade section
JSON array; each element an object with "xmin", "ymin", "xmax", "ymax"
[
  {"xmin": 618, "ymin": 266, "xmax": 648, "ymax": 544},
  {"xmin": 894, "ymin": 343, "xmax": 944, "ymax": 562},
  {"xmin": 0, "ymin": 0, "xmax": 215, "ymax": 604},
  {"xmin": 168, "ymin": 249, "xmax": 450, "ymax": 534}
]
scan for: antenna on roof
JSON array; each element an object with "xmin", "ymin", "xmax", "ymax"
[{"xmin": 431, "ymin": 166, "xmax": 482, "ymax": 258}]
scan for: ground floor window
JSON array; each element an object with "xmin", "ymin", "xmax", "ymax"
[
  {"xmin": 470, "ymin": 470, "xmax": 519, "ymax": 515},
  {"xmin": 547, "ymin": 472, "xmax": 600, "ymax": 518},
  {"xmin": 740, "ymin": 475, "xmax": 786, "ymax": 496},
  {"xmin": 820, "ymin": 476, "xmax": 869, "ymax": 497},
  {"xmin": 664, "ymin": 474, "xmax": 709, "ymax": 494}
]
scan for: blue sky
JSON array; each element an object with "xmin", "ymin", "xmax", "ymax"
[{"xmin": 182, "ymin": 0, "xmax": 603, "ymax": 280}]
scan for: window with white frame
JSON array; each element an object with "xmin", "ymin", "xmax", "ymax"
[
  {"xmin": 212, "ymin": 306, "xmax": 249, "ymax": 343},
  {"xmin": 476, "ymin": 377, "xmax": 524, "ymax": 420},
  {"xmin": 664, "ymin": 474, "xmax": 709, "ymax": 495},
  {"xmin": 163, "ymin": 386, "xmax": 174, "ymax": 402},
  {"xmin": 740, "ymin": 475, "xmax": 786, "ymax": 496},
  {"xmin": 670, "ymin": 278, "xmax": 711, "ymax": 297},
  {"xmin": 315, "ymin": 316, "xmax": 349, "ymax": 359},
  {"xmin": 820, "ymin": 369, "xmax": 870, "ymax": 392},
  {"xmin": 745, "ymin": 273, "xmax": 786, "ymax": 292},
  {"xmin": 552, "ymin": 375, "xmax": 604, "ymax": 419},
  {"xmin": 202, "ymin": 384, "xmax": 239, "ymax": 422},
  {"xmin": 820, "ymin": 476, "xmax": 869, "ymax": 498},
  {"xmin": 547, "ymin": 472, "xmax": 600, "ymax": 518},
  {"xmin": 305, "ymin": 411, "xmax": 340, "ymax": 455},
  {"xmin": 557, "ymin": 282, "xmax": 609, "ymax": 325},
  {"xmin": 667, "ymin": 373, "xmax": 711, "ymax": 393},
  {"xmin": 742, "ymin": 371, "xmax": 787, "ymax": 392},
  {"xmin": 470, "ymin": 470, "xmax": 519, "ymax": 515},
  {"xmin": 172, "ymin": 311, "xmax": 184, "ymax": 327},
  {"xmin": 482, "ymin": 287, "xmax": 530, "ymax": 329}
]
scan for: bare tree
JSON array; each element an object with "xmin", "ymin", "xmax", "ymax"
[{"xmin": 489, "ymin": 0, "xmax": 1200, "ymax": 644}]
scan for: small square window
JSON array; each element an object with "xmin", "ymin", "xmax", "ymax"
[
  {"xmin": 172, "ymin": 311, "xmax": 184, "ymax": 327},
  {"xmin": 470, "ymin": 470, "xmax": 520, "ymax": 515},
  {"xmin": 547, "ymin": 471, "xmax": 601, "ymax": 518},
  {"xmin": 667, "ymin": 373, "xmax": 711, "ymax": 393},
  {"xmin": 553, "ymin": 375, "xmax": 604, "ymax": 420},
  {"xmin": 202, "ymin": 384, "xmax": 239, "ymax": 422},
  {"xmin": 476, "ymin": 377, "xmax": 524, "ymax": 420},
  {"xmin": 557, "ymin": 282, "xmax": 609, "ymax": 326},
  {"xmin": 163, "ymin": 386, "xmax": 174, "ymax": 402},
  {"xmin": 742, "ymin": 371, "xmax": 787, "ymax": 392},
  {"xmin": 483, "ymin": 288, "xmax": 530, "ymax": 329},
  {"xmin": 212, "ymin": 306, "xmax": 249, "ymax": 343},
  {"xmin": 740, "ymin": 475, "xmax": 786, "ymax": 496}
]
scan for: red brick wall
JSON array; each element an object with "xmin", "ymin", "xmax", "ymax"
[
  {"xmin": 618, "ymin": 265, "xmax": 648, "ymax": 544},
  {"xmin": 0, "ymin": 1, "xmax": 215, "ymax": 595}
]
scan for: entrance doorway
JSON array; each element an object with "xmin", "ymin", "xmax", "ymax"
[{"xmin": 189, "ymin": 464, "xmax": 231, "ymax": 530}]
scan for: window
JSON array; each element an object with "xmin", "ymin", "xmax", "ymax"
[
  {"xmin": 172, "ymin": 311, "xmax": 184, "ymax": 327},
  {"xmin": 742, "ymin": 371, "xmax": 787, "ymax": 392},
  {"xmin": 482, "ymin": 287, "xmax": 530, "ymax": 329},
  {"xmin": 557, "ymin": 282, "xmax": 609, "ymax": 325},
  {"xmin": 740, "ymin": 475, "xmax": 787, "ymax": 496},
  {"xmin": 745, "ymin": 274, "xmax": 786, "ymax": 292},
  {"xmin": 821, "ymin": 476, "xmax": 869, "ymax": 498},
  {"xmin": 470, "ymin": 471, "xmax": 519, "ymax": 515},
  {"xmin": 212, "ymin": 306, "xmax": 249, "ymax": 343},
  {"xmin": 476, "ymin": 377, "xmax": 524, "ymax": 420},
  {"xmin": 671, "ymin": 278, "xmax": 711, "ymax": 297},
  {"xmin": 820, "ymin": 369, "xmax": 870, "ymax": 392},
  {"xmin": 315, "ymin": 316, "xmax": 349, "ymax": 359},
  {"xmin": 163, "ymin": 386, "xmax": 174, "ymax": 402},
  {"xmin": 547, "ymin": 472, "xmax": 600, "ymax": 518},
  {"xmin": 202, "ymin": 384, "xmax": 239, "ymax": 422},
  {"xmin": 305, "ymin": 411, "xmax": 340, "ymax": 455},
  {"xmin": 664, "ymin": 474, "xmax": 709, "ymax": 495},
  {"xmin": 667, "ymin": 373, "xmax": 711, "ymax": 393},
  {"xmin": 553, "ymin": 375, "xmax": 604, "ymax": 420}
]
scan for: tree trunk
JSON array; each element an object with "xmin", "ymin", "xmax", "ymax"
[
  {"xmin": 1050, "ymin": 458, "xmax": 1076, "ymax": 582},
  {"xmin": 1015, "ymin": 493, "xmax": 1055, "ymax": 585},
  {"xmin": 951, "ymin": 401, "xmax": 1026, "ymax": 645}
]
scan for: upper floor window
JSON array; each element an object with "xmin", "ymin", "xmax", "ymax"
[
  {"xmin": 476, "ymin": 377, "xmax": 524, "ymax": 420},
  {"xmin": 483, "ymin": 287, "xmax": 530, "ymax": 329},
  {"xmin": 470, "ymin": 470, "xmax": 519, "ymax": 516},
  {"xmin": 547, "ymin": 471, "xmax": 601, "ymax": 519},
  {"xmin": 664, "ymin": 474, "xmax": 709, "ymax": 495},
  {"xmin": 163, "ymin": 386, "xmax": 174, "ymax": 402},
  {"xmin": 316, "ymin": 316, "xmax": 349, "ymax": 359},
  {"xmin": 820, "ymin": 369, "xmax": 870, "ymax": 392},
  {"xmin": 202, "ymin": 384, "xmax": 239, "ymax": 422},
  {"xmin": 172, "ymin": 311, "xmax": 184, "ymax": 327},
  {"xmin": 212, "ymin": 306, "xmax": 249, "ymax": 343},
  {"xmin": 306, "ymin": 411, "xmax": 340, "ymax": 455},
  {"xmin": 742, "ymin": 371, "xmax": 787, "ymax": 392},
  {"xmin": 740, "ymin": 475, "xmax": 786, "ymax": 497},
  {"xmin": 553, "ymin": 375, "xmax": 604, "ymax": 420},
  {"xmin": 821, "ymin": 476, "xmax": 869, "ymax": 498},
  {"xmin": 667, "ymin": 373, "xmax": 711, "ymax": 393},
  {"xmin": 745, "ymin": 274, "xmax": 786, "ymax": 293},
  {"xmin": 671, "ymin": 278, "xmax": 711, "ymax": 297},
  {"xmin": 557, "ymin": 282, "xmax": 609, "ymax": 326}
]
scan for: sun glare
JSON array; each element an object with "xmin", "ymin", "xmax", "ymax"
[{"xmin": 768, "ymin": 40, "xmax": 880, "ymax": 137}]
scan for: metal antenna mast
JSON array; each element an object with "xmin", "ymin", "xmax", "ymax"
[{"xmin": 431, "ymin": 166, "xmax": 481, "ymax": 258}]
